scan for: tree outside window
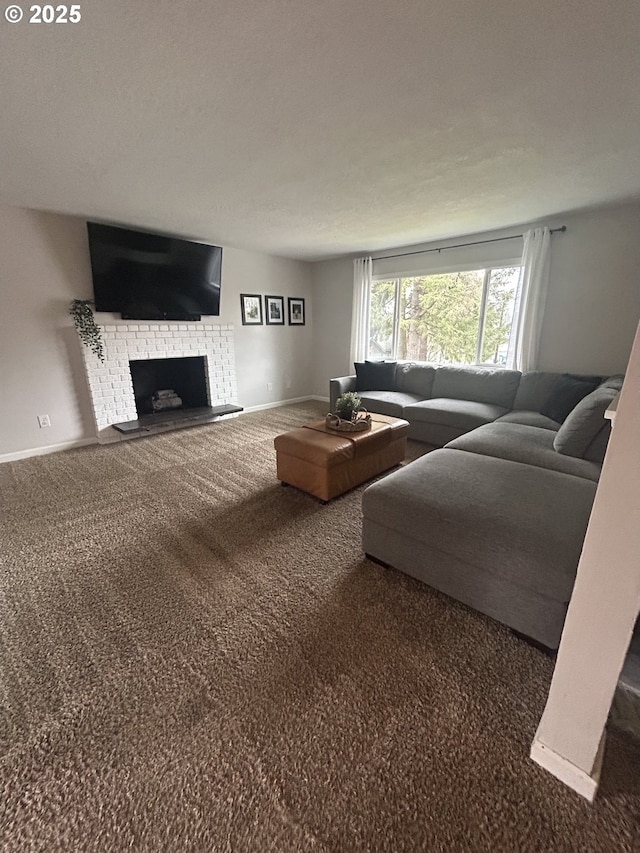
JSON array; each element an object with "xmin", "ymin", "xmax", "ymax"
[{"xmin": 368, "ymin": 267, "xmax": 520, "ymax": 366}]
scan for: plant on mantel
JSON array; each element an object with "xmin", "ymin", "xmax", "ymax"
[{"xmin": 69, "ymin": 299, "xmax": 105, "ymax": 362}]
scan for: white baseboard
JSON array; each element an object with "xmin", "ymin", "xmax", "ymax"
[
  {"xmin": 1, "ymin": 398, "xmax": 331, "ymax": 462},
  {"xmin": 241, "ymin": 395, "xmax": 327, "ymax": 414},
  {"xmin": 0, "ymin": 437, "xmax": 97, "ymax": 464},
  {"xmin": 530, "ymin": 733, "xmax": 605, "ymax": 802}
]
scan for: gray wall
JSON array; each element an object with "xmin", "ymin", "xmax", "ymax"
[
  {"xmin": 538, "ymin": 205, "xmax": 640, "ymax": 373},
  {"xmin": 224, "ymin": 249, "xmax": 312, "ymax": 410},
  {"xmin": 311, "ymin": 202, "xmax": 640, "ymax": 396},
  {"xmin": 0, "ymin": 206, "xmax": 313, "ymax": 458}
]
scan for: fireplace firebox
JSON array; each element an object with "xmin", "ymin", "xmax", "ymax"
[{"xmin": 130, "ymin": 356, "xmax": 208, "ymax": 416}]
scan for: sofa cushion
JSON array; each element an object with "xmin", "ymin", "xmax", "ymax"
[
  {"xmin": 446, "ymin": 423, "xmax": 601, "ymax": 482},
  {"xmin": 578, "ymin": 377, "xmax": 623, "ymax": 463},
  {"xmin": 598, "ymin": 375, "xmax": 625, "ymax": 393},
  {"xmin": 394, "ymin": 362, "xmax": 436, "ymax": 398},
  {"xmin": 355, "ymin": 361, "xmax": 397, "ymax": 391},
  {"xmin": 362, "ymin": 448, "xmax": 596, "ymax": 602},
  {"xmin": 514, "ymin": 371, "xmax": 600, "ymax": 413},
  {"xmin": 553, "ymin": 384, "xmax": 619, "ymax": 458},
  {"xmin": 494, "ymin": 410, "xmax": 560, "ymax": 431},
  {"xmin": 513, "ymin": 372, "xmax": 562, "ymax": 412},
  {"xmin": 582, "ymin": 424, "xmax": 612, "ymax": 464},
  {"xmin": 357, "ymin": 391, "xmax": 423, "ymax": 418},
  {"xmin": 540, "ymin": 374, "xmax": 600, "ymax": 423},
  {"xmin": 403, "ymin": 398, "xmax": 507, "ymax": 430},
  {"xmin": 432, "ymin": 366, "xmax": 521, "ymax": 408}
]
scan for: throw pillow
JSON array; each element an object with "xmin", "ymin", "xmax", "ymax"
[
  {"xmin": 553, "ymin": 384, "xmax": 619, "ymax": 458},
  {"xmin": 354, "ymin": 360, "xmax": 397, "ymax": 392},
  {"xmin": 540, "ymin": 374, "xmax": 600, "ymax": 423}
]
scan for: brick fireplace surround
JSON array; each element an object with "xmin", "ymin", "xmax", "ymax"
[{"xmin": 80, "ymin": 322, "xmax": 239, "ymax": 443}]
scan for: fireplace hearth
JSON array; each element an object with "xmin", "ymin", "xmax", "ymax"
[{"xmin": 113, "ymin": 354, "xmax": 241, "ymax": 435}]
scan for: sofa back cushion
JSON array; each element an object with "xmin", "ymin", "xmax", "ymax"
[
  {"xmin": 582, "ymin": 424, "xmax": 611, "ymax": 464},
  {"xmin": 514, "ymin": 371, "xmax": 603, "ymax": 413},
  {"xmin": 395, "ymin": 362, "xmax": 436, "ymax": 397},
  {"xmin": 599, "ymin": 375, "xmax": 625, "ymax": 392},
  {"xmin": 355, "ymin": 360, "xmax": 397, "ymax": 391},
  {"xmin": 539, "ymin": 374, "xmax": 601, "ymax": 423},
  {"xmin": 573, "ymin": 376, "xmax": 623, "ymax": 463},
  {"xmin": 513, "ymin": 372, "xmax": 560, "ymax": 412},
  {"xmin": 553, "ymin": 383, "xmax": 619, "ymax": 458},
  {"xmin": 432, "ymin": 366, "xmax": 521, "ymax": 408}
]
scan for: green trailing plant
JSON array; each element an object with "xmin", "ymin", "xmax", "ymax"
[
  {"xmin": 69, "ymin": 299, "xmax": 105, "ymax": 362},
  {"xmin": 334, "ymin": 391, "xmax": 362, "ymax": 422}
]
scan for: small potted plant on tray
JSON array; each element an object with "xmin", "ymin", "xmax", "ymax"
[
  {"xmin": 335, "ymin": 391, "xmax": 362, "ymax": 421},
  {"xmin": 327, "ymin": 391, "xmax": 371, "ymax": 432}
]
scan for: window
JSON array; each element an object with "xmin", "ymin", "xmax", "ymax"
[{"xmin": 368, "ymin": 266, "xmax": 521, "ymax": 366}]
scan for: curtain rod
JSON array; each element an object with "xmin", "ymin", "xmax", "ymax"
[{"xmin": 372, "ymin": 225, "xmax": 566, "ymax": 262}]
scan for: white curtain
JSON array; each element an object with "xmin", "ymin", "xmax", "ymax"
[
  {"xmin": 508, "ymin": 227, "xmax": 551, "ymax": 371},
  {"xmin": 350, "ymin": 256, "xmax": 372, "ymax": 367}
]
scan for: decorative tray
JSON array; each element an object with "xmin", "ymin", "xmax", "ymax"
[{"xmin": 325, "ymin": 411, "xmax": 372, "ymax": 432}]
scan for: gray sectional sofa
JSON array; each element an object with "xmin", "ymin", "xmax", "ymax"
[
  {"xmin": 331, "ymin": 363, "xmax": 610, "ymax": 452},
  {"xmin": 330, "ymin": 363, "xmax": 622, "ymax": 648}
]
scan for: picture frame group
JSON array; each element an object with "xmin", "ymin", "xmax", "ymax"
[{"xmin": 240, "ymin": 294, "xmax": 305, "ymax": 326}]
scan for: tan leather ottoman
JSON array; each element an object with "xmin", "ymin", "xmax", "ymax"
[{"xmin": 274, "ymin": 414, "xmax": 409, "ymax": 501}]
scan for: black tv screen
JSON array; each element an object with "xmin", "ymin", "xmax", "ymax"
[{"xmin": 87, "ymin": 222, "xmax": 222, "ymax": 320}]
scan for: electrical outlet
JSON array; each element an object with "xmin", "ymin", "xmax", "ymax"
[
  {"xmin": 38, "ymin": 414, "xmax": 51, "ymax": 428},
  {"xmin": 267, "ymin": 382, "xmax": 273, "ymax": 391}
]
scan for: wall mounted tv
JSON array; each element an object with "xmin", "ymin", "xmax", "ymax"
[{"xmin": 87, "ymin": 222, "xmax": 222, "ymax": 321}]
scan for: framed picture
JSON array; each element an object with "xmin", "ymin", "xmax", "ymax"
[
  {"xmin": 240, "ymin": 293, "xmax": 263, "ymax": 325},
  {"xmin": 288, "ymin": 297, "xmax": 306, "ymax": 326},
  {"xmin": 265, "ymin": 295, "xmax": 285, "ymax": 325}
]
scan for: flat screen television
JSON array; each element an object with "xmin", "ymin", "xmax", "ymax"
[{"xmin": 87, "ymin": 222, "xmax": 222, "ymax": 320}]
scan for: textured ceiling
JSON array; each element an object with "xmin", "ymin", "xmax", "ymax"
[{"xmin": 1, "ymin": 0, "xmax": 639, "ymax": 260}]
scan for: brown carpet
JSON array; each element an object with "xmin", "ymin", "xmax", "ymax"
[{"xmin": 1, "ymin": 401, "xmax": 638, "ymax": 852}]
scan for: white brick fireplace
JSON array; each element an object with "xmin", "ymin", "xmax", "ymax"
[{"xmin": 79, "ymin": 322, "xmax": 238, "ymax": 442}]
